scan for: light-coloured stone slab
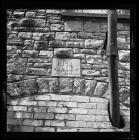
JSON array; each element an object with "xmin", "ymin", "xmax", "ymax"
[{"xmin": 52, "ymin": 58, "xmax": 81, "ymax": 77}]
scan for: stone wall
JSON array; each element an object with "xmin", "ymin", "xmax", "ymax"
[{"xmin": 7, "ymin": 9, "xmax": 130, "ymax": 132}]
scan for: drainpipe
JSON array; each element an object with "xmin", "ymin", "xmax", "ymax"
[{"xmin": 107, "ymin": 10, "xmax": 120, "ymax": 128}]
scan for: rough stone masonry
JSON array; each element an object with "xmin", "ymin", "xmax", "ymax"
[{"xmin": 7, "ymin": 9, "xmax": 130, "ymax": 132}]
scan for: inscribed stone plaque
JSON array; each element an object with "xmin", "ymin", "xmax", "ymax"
[{"xmin": 52, "ymin": 58, "xmax": 81, "ymax": 77}]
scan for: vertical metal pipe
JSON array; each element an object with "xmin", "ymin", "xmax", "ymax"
[{"xmin": 107, "ymin": 10, "xmax": 120, "ymax": 127}]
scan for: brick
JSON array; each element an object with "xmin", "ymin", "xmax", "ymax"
[
  {"xmin": 48, "ymin": 107, "xmax": 67, "ymax": 113},
  {"xmin": 18, "ymin": 100, "xmax": 37, "ymax": 106},
  {"xmin": 66, "ymin": 121, "xmax": 86, "ymax": 128},
  {"xmin": 89, "ymin": 97, "xmax": 108, "ymax": 103},
  {"xmin": 23, "ymin": 119, "xmax": 43, "ymax": 126},
  {"xmin": 38, "ymin": 101, "xmax": 57, "ymax": 107},
  {"xmin": 94, "ymin": 122, "xmax": 113, "ymax": 129},
  {"xmin": 77, "ymin": 103, "xmax": 96, "ymax": 109},
  {"xmin": 86, "ymin": 122, "xmax": 95, "ymax": 128},
  {"xmin": 76, "ymin": 114, "xmax": 95, "ymax": 121},
  {"xmin": 77, "ymin": 128, "xmax": 99, "ymax": 132},
  {"xmin": 15, "ymin": 112, "xmax": 33, "ymax": 119},
  {"xmin": 55, "ymin": 114, "xmax": 75, "ymax": 120},
  {"xmin": 97, "ymin": 102, "xmax": 108, "ymax": 109},
  {"xmin": 96, "ymin": 109, "xmax": 109, "ymax": 115},
  {"xmin": 7, "ymin": 111, "xmax": 15, "ymax": 118},
  {"xmin": 95, "ymin": 115, "xmax": 109, "ymax": 122},
  {"xmin": 8, "ymin": 106, "xmax": 27, "ymax": 111},
  {"xmin": 34, "ymin": 95, "xmax": 51, "ymax": 100},
  {"xmin": 57, "ymin": 127, "xmax": 77, "ymax": 132},
  {"xmin": 13, "ymin": 126, "xmax": 34, "ymax": 132},
  {"xmin": 68, "ymin": 108, "xmax": 88, "ymax": 114},
  {"xmin": 50, "ymin": 94, "xmax": 71, "ymax": 101},
  {"xmin": 33, "ymin": 107, "xmax": 47, "ymax": 112},
  {"xmin": 57, "ymin": 101, "xmax": 77, "ymax": 108},
  {"xmin": 87, "ymin": 109, "xmax": 96, "ymax": 115},
  {"xmin": 35, "ymin": 127, "xmax": 55, "ymax": 132},
  {"xmin": 51, "ymin": 120, "xmax": 65, "ymax": 127},
  {"xmin": 44, "ymin": 120, "xmax": 51, "ymax": 126},
  {"xmin": 34, "ymin": 113, "xmax": 54, "ymax": 119},
  {"xmin": 7, "ymin": 99, "xmax": 19, "ymax": 105},
  {"xmin": 7, "ymin": 118, "xmax": 23, "ymax": 125},
  {"xmin": 70, "ymin": 95, "xmax": 89, "ymax": 102}
]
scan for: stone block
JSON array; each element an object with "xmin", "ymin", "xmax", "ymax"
[
  {"xmin": 54, "ymin": 48, "xmax": 73, "ymax": 57},
  {"xmin": 84, "ymin": 80, "xmax": 97, "ymax": 96},
  {"xmin": 86, "ymin": 55, "xmax": 102, "ymax": 64},
  {"xmin": 7, "ymin": 111, "xmax": 15, "ymax": 118},
  {"xmin": 78, "ymin": 32, "xmax": 93, "ymax": 39},
  {"xmin": 57, "ymin": 127, "xmax": 77, "ymax": 132},
  {"xmin": 51, "ymin": 120, "xmax": 65, "ymax": 127},
  {"xmin": 66, "ymin": 41, "xmax": 84, "ymax": 48},
  {"xmin": 80, "ymin": 49, "xmax": 97, "ymax": 55},
  {"xmin": 12, "ymin": 12, "xmax": 25, "ymax": 18},
  {"xmin": 36, "ymin": 78, "xmax": 49, "ymax": 92},
  {"xmin": 39, "ymin": 51, "xmax": 53, "ymax": 58},
  {"xmin": 50, "ymin": 24, "xmax": 64, "ymax": 31},
  {"xmin": 94, "ymin": 82, "xmax": 108, "ymax": 96},
  {"xmin": 26, "ymin": 68, "xmax": 49, "ymax": 76},
  {"xmin": 95, "ymin": 115, "xmax": 109, "ymax": 122},
  {"xmin": 8, "ymin": 106, "xmax": 27, "ymax": 112},
  {"xmin": 119, "ymin": 50, "xmax": 130, "ymax": 62},
  {"xmin": 33, "ymin": 107, "xmax": 47, "ymax": 112},
  {"xmin": 7, "ymin": 45, "xmax": 17, "ymax": 54},
  {"xmin": 34, "ymin": 95, "xmax": 51, "ymax": 100},
  {"xmin": 55, "ymin": 32, "xmax": 70, "ymax": 40},
  {"xmin": 7, "ymin": 58, "xmax": 27, "ymax": 74},
  {"xmin": 18, "ymin": 32, "xmax": 32, "ymax": 39},
  {"xmin": 25, "ymin": 12, "xmax": 36, "ymax": 18},
  {"xmin": 89, "ymin": 97, "xmax": 108, "ymax": 103},
  {"xmin": 73, "ymin": 79, "xmax": 85, "ymax": 94},
  {"xmin": 7, "ymin": 118, "xmax": 23, "ymax": 125},
  {"xmin": 59, "ymin": 78, "xmax": 73, "ymax": 93},
  {"xmin": 22, "ymin": 50, "xmax": 38, "ymax": 58},
  {"xmin": 85, "ymin": 39, "xmax": 103, "ymax": 49},
  {"xmin": 82, "ymin": 69, "xmax": 100, "ymax": 76},
  {"xmin": 18, "ymin": 99, "xmax": 37, "ymax": 106}
]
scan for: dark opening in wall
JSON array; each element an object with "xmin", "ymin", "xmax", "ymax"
[{"xmin": 108, "ymin": 101, "xmax": 125, "ymax": 129}]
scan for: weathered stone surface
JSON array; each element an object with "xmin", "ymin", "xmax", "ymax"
[
  {"xmin": 50, "ymin": 94, "xmax": 71, "ymax": 101},
  {"xmin": 7, "ymin": 58, "xmax": 27, "ymax": 74},
  {"xmin": 64, "ymin": 20, "xmax": 83, "ymax": 31},
  {"xmin": 34, "ymin": 63, "xmax": 51, "ymax": 68},
  {"xmin": 78, "ymin": 32, "xmax": 93, "ymax": 39},
  {"xmin": 54, "ymin": 48, "xmax": 73, "ymax": 57},
  {"xmin": 82, "ymin": 69, "xmax": 100, "ymax": 76},
  {"xmin": 36, "ymin": 78, "xmax": 49, "ymax": 92},
  {"xmin": 39, "ymin": 51, "xmax": 53, "ymax": 58},
  {"xmin": 49, "ymin": 78, "xmax": 59, "ymax": 92},
  {"xmin": 28, "ymin": 58, "xmax": 49, "ymax": 63},
  {"xmin": 50, "ymin": 24, "xmax": 63, "ymax": 31},
  {"xmin": 18, "ymin": 32, "xmax": 32, "ymax": 39},
  {"xmin": 85, "ymin": 39, "xmax": 103, "ymax": 49},
  {"xmin": 32, "ymin": 33, "xmax": 43, "ymax": 40},
  {"xmin": 49, "ymin": 40, "xmax": 66, "ymax": 48},
  {"xmin": 12, "ymin": 12, "xmax": 25, "ymax": 18},
  {"xmin": 23, "ymin": 119, "xmax": 43, "ymax": 126},
  {"xmin": 39, "ymin": 33, "xmax": 55, "ymax": 41},
  {"xmin": 119, "ymin": 50, "xmax": 130, "ymax": 62},
  {"xmin": 70, "ymin": 95, "xmax": 89, "ymax": 102},
  {"xmin": 7, "ymin": 79, "xmax": 39, "ymax": 97},
  {"xmin": 84, "ymin": 21, "xmax": 100, "ymax": 32},
  {"xmin": 34, "ymin": 41, "xmax": 48, "ymax": 50},
  {"xmin": 119, "ymin": 86, "xmax": 130, "ymax": 102},
  {"xmin": 35, "ymin": 127, "xmax": 55, "ymax": 132},
  {"xmin": 24, "ymin": 40, "xmax": 34, "ymax": 46},
  {"xmin": 94, "ymin": 82, "xmax": 108, "ymax": 96},
  {"xmin": 81, "ymin": 64, "xmax": 94, "ymax": 69},
  {"xmin": 7, "ymin": 45, "xmax": 17, "ymax": 54},
  {"xmin": 101, "ymin": 69, "xmax": 108, "ymax": 76},
  {"xmin": 73, "ymin": 79, "xmax": 85, "ymax": 94},
  {"xmin": 55, "ymin": 32, "xmax": 70, "ymax": 40},
  {"xmin": 7, "ymin": 83, "xmax": 20, "ymax": 97},
  {"xmin": 86, "ymin": 55, "xmax": 102, "ymax": 64},
  {"xmin": 7, "ymin": 35, "xmax": 23, "ymax": 45},
  {"xmin": 66, "ymin": 41, "xmax": 84, "ymax": 48},
  {"xmin": 22, "ymin": 50, "xmax": 38, "ymax": 57},
  {"xmin": 59, "ymin": 78, "xmax": 73, "ymax": 93},
  {"xmin": 19, "ymin": 18, "xmax": 46, "ymax": 27},
  {"xmin": 80, "ymin": 49, "xmax": 97, "ymax": 55},
  {"xmin": 25, "ymin": 12, "xmax": 36, "ymax": 18},
  {"xmin": 84, "ymin": 80, "xmax": 97, "ymax": 95},
  {"xmin": 7, "ymin": 74, "xmax": 23, "ymax": 82},
  {"xmin": 26, "ymin": 68, "xmax": 49, "ymax": 75}
]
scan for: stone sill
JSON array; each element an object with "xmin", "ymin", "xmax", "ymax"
[{"xmin": 62, "ymin": 12, "xmax": 130, "ymax": 21}]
